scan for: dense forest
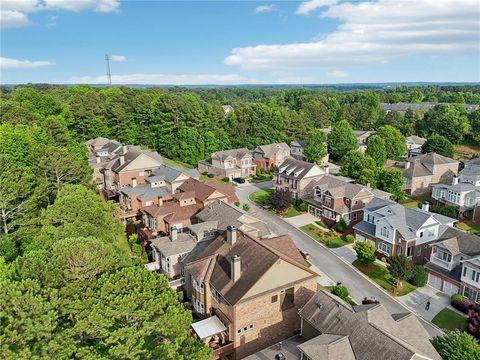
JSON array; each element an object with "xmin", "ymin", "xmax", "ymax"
[{"xmin": 0, "ymin": 84, "xmax": 479, "ymax": 358}]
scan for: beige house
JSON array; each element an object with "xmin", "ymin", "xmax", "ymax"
[
  {"xmin": 398, "ymin": 152, "xmax": 459, "ymax": 197},
  {"xmin": 275, "ymin": 158, "xmax": 326, "ymax": 199},
  {"xmin": 185, "ymin": 226, "xmax": 318, "ymax": 359},
  {"xmin": 252, "ymin": 143, "xmax": 290, "ymax": 170},
  {"xmin": 298, "ymin": 289, "xmax": 441, "ymax": 360},
  {"xmin": 198, "ymin": 148, "xmax": 256, "ymax": 180}
]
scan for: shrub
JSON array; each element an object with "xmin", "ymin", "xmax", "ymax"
[
  {"xmin": 207, "ymin": 173, "xmax": 214, "ymax": 178},
  {"xmin": 381, "ymin": 257, "xmax": 387, "ymax": 263},
  {"xmin": 234, "ymin": 201, "xmax": 240, "ymax": 207},
  {"xmin": 451, "ymin": 294, "xmax": 465, "ymax": 302},
  {"xmin": 221, "ymin": 177, "xmax": 230, "ymax": 183},
  {"xmin": 432, "ymin": 330, "xmax": 480, "ymax": 360},
  {"xmin": 335, "ymin": 218, "xmax": 347, "ymax": 232},
  {"xmin": 298, "ymin": 202, "xmax": 308, "ymax": 212},
  {"xmin": 201, "ymin": 171, "xmax": 209, "ymax": 175},
  {"xmin": 410, "ymin": 265, "xmax": 427, "ymax": 287},
  {"xmin": 242, "ymin": 203, "xmax": 250, "ymax": 212},
  {"xmin": 331, "ymin": 285, "xmax": 350, "ymax": 302},
  {"xmin": 353, "ymin": 241, "xmax": 376, "ymax": 264},
  {"xmin": 345, "ymin": 234, "xmax": 355, "ymax": 243},
  {"xmin": 451, "ymin": 298, "xmax": 472, "ymax": 315},
  {"xmin": 431, "ymin": 204, "xmax": 457, "ymax": 219}
]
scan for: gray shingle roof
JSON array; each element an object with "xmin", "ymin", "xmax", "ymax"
[
  {"xmin": 150, "ymin": 233, "xmax": 198, "ymax": 257},
  {"xmin": 406, "ymin": 135, "xmax": 426, "ymax": 146},
  {"xmin": 254, "ymin": 143, "xmax": 290, "ymax": 157},
  {"xmin": 211, "ymin": 148, "xmax": 251, "ymax": 161},
  {"xmin": 120, "ymin": 184, "xmax": 170, "ymax": 200},
  {"xmin": 277, "ymin": 157, "xmax": 320, "ymax": 180},
  {"xmin": 297, "ymin": 334, "xmax": 356, "ymax": 360},
  {"xmin": 436, "ymin": 227, "xmax": 480, "ymax": 256},
  {"xmin": 299, "ymin": 290, "xmax": 441, "ymax": 360},
  {"xmin": 403, "ymin": 153, "xmax": 459, "ymax": 179}
]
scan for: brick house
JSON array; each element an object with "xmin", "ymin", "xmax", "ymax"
[
  {"xmin": 198, "ymin": 148, "xmax": 256, "ymax": 180},
  {"xmin": 425, "ymin": 227, "xmax": 480, "ymax": 301},
  {"xmin": 185, "ymin": 226, "xmax": 318, "ymax": 359},
  {"xmin": 298, "ymin": 289, "xmax": 441, "ymax": 360},
  {"xmin": 302, "ymin": 175, "xmax": 390, "ymax": 230},
  {"xmin": 252, "ymin": 143, "xmax": 290, "ymax": 170},
  {"xmin": 432, "ymin": 157, "xmax": 480, "ymax": 224},
  {"xmin": 398, "ymin": 152, "xmax": 459, "ymax": 197},
  {"xmin": 275, "ymin": 158, "xmax": 326, "ymax": 199},
  {"xmin": 353, "ymin": 199, "xmax": 456, "ymax": 263}
]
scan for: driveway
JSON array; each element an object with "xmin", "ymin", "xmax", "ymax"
[
  {"xmin": 283, "ymin": 213, "xmax": 318, "ymax": 228},
  {"xmin": 236, "ymin": 182, "xmax": 443, "ymax": 338},
  {"xmin": 398, "ymin": 285, "xmax": 452, "ymax": 321}
]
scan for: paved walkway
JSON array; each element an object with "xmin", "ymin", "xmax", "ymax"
[{"xmin": 283, "ymin": 213, "xmax": 318, "ymax": 228}]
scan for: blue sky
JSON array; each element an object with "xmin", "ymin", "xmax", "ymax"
[{"xmin": 1, "ymin": 0, "xmax": 479, "ymax": 85}]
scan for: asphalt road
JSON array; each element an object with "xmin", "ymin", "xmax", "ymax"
[{"xmin": 235, "ymin": 181, "xmax": 443, "ymax": 338}]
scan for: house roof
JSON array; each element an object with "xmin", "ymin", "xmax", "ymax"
[
  {"xmin": 254, "ymin": 143, "xmax": 290, "ymax": 157},
  {"xmin": 436, "ymin": 227, "xmax": 480, "ymax": 256},
  {"xmin": 305, "ymin": 175, "xmax": 382, "ymax": 200},
  {"xmin": 141, "ymin": 201, "xmax": 202, "ymax": 223},
  {"xmin": 277, "ymin": 157, "xmax": 322, "ymax": 180},
  {"xmin": 291, "ymin": 140, "xmax": 306, "ymax": 148},
  {"xmin": 211, "ymin": 148, "xmax": 251, "ymax": 161},
  {"xmin": 186, "ymin": 229, "xmax": 315, "ymax": 305},
  {"xmin": 109, "ymin": 148, "xmax": 163, "ymax": 173},
  {"xmin": 120, "ymin": 184, "xmax": 170, "ymax": 200},
  {"xmin": 381, "ymin": 102, "xmax": 479, "ymax": 113},
  {"xmin": 150, "ymin": 232, "xmax": 198, "ymax": 257},
  {"xmin": 195, "ymin": 200, "xmax": 271, "ymax": 237},
  {"xmin": 150, "ymin": 164, "xmax": 185, "ymax": 183},
  {"xmin": 86, "ymin": 137, "xmax": 116, "ymax": 147},
  {"xmin": 297, "ymin": 334, "xmax": 356, "ymax": 360},
  {"xmin": 433, "ymin": 182, "xmax": 478, "ymax": 193},
  {"xmin": 191, "ymin": 315, "xmax": 227, "ymax": 340},
  {"xmin": 299, "ymin": 290, "xmax": 441, "ymax": 360},
  {"xmin": 403, "ymin": 153, "xmax": 459, "ymax": 179},
  {"xmin": 177, "ymin": 178, "xmax": 237, "ymax": 203},
  {"xmin": 187, "ymin": 221, "xmax": 218, "ymax": 236},
  {"xmin": 406, "ymin": 135, "xmax": 427, "ymax": 145}
]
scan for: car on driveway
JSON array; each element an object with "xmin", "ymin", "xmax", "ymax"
[{"xmin": 233, "ymin": 177, "xmax": 246, "ymax": 184}]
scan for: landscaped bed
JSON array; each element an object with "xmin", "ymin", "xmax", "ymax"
[
  {"xmin": 249, "ymin": 189, "xmax": 273, "ymax": 205},
  {"xmin": 282, "ymin": 207, "xmax": 302, "ymax": 218},
  {"xmin": 432, "ymin": 308, "xmax": 467, "ymax": 331},
  {"xmin": 300, "ymin": 224, "xmax": 353, "ymax": 248},
  {"xmin": 352, "ymin": 260, "xmax": 416, "ymax": 296}
]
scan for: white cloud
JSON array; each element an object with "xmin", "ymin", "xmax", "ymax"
[
  {"xmin": 255, "ymin": 4, "xmax": 276, "ymax": 13},
  {"xmin": 226, "ymin": 0, "xmax": 480, "ymax": 70},
  {"xmin": 326, "ymin": 70, "xmax": 348, "ymax": 78},
  {"xmin": 109, "ymin": 55, "xmax": 127, "ymax": 62},
  {"xmin": 1, "ymin": 0, "xmax": 119, "ymax": 28},
  {"xmin": 0, "ymin": 10, "xmax": 31, "ymax": 28},
  {"xmin": 67, "ymin": 73, "xmax": 259, "ymax": 85},
  {"xmin": 46, "ymin": 15, "xmax": 57, "ymax": 27},
  {"xmin": 0, "ymin": 57, "xmax": 55, "ymax": 69},
  {"xmin": 296, "ymin": 0, "xmax": 338, "ymax": 15}
]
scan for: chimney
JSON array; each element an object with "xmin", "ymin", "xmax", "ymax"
[
  {"xmin": 170, "ymin": 227, "xmax": 178, "ymax": 241},
  {"xmin": 122, "ymin": 145, "xmax": 127, "ymax": 154},
  {"xmin": 120, "ymin": 156, "xmax": 125, "ymax": 165},
  {"xmin": 422, "ymin": 201, "xmax": 430, "ymax": 212},
  {"xmin": 366, "ymin": 182, "xmax": 371, "ymax": 188},
  {"xmin": 324, "ymin": 165, "xmax": 329, "ymax": 175},
  {"xmin": 231, "ymin": 255, "xmax": 241, "ymax": 282},
  {"xmin": 452, "ymin": 176, "xmax": 459, "ymax": 185},
  {"xmin": 405, "ymin": 161, "xmax": 411, "ymax": 170},
  {"xmin": 227, "ymin": 225, "xmax": 237, "ymax": 246},
  {"xmin": 96, "ymin": 155, "xmax": 101, "ymax": 164},
  {"xmin": 132, "ymin": 177, "xmax": 137, "ymax": 187}
]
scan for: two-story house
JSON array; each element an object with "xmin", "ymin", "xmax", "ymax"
[
  {"xmin": 353, "ymin": 199, "xmax": 456, "ymax": 263},
  {"xmin": 275, "ymin": 158, "xmax": 326, "ymax": 199},
  {"xmin": 198, "ymin": 148, "xmax": 256, "ymax": 180},
  {"xmin": 297, "ymin": 289, "xmax": 441, "ymax": 360},
  {"xmin": 425, "ymin": 227, "xmax": 480, "ymax": 301},
  {"xmin": 87, "ymin": 139, "xmax": 123, "ymax": 187},
  {"xmin": 398, "ymin": 152, "xmax": 459, "ymax": 197},
  {"xmin": 252, "ymin": 143, "xmax": 290, "ymax": 170},
  {"xmin": 432, "ymin": 157, "xmax": 480, "ymax": 223},
  {"xmin": 86, "ymin": 137, "xmax": 120, "ymax": 155},
  {"xmin": 185, "ymin": 226, "xmax": 318, "ymax": 359},
  {"xmin": 290, "ymin": 139, "xmax": 329, "ymax": 164},
  {"xmin": 302, "ymin": 175, "xmax": 390, "ymax": 230},
  {"xmin": 405, "ymin": 135, "xmax": 426, "ymax": 157}
]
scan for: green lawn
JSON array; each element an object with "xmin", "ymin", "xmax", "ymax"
[
  {"xmin": 352, "ymin": 260, "xmax": 416, "ymax": 296},
  {"xmin": 324, "ymin": 286, "xmax": 357, "ymax": 305},
  {"xmin": 249, "ymin": 189, "xmax": 273, "ymax": 205},
  {"xmin": 456, "ymin": 221, "xmax": 480, "ymax": 235},
  {"xmin": 162, "ymin": 157, "xmax": 194, "ymax": 169},
  {"xmin": 315, "ymin": 221, "xmax": 329, "ymax": 229},
  {"xmin": 250, "ymin": 174, "xmax": 273, "ymax": 183},
  {"xmin": 301, "ymin": 224, "xmax": 353, "ymax": 248},
  {"xmin": 432, "ymin": 308, "xmax": 467, "ymax": 331},
  {"xmin": 282, "ymin": 207, "xmax": 302, "ymax": 218}
]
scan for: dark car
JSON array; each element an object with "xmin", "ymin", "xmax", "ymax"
[
  {"xmin": 233, "ymin": 177, "xmax": 246, "ymax": 184},
  {"xmin": 275, "ymin": 353, "xmax": 286, "ymax": 360}
]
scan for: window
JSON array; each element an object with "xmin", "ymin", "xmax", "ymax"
[
  {"xmin": 477, "ymin": 272, "xmax": 480, "ymax": 283},
  {"xmin": 442, "ymin": 252, "xmax": 452, "ymax": 262},
  {"xmin": 472, "ymin": 270, "xmax": 476, "ymax": 281},
  {"xmin": 380, "ymin": 227, "xmax": 389, "ymax": 238},
  {"xmin": 271, "ymin": 295, "xmax": 278, "ymax": 303},
  {"xmin": 346, "ymin": 199, "xmax": 350, "ymax": 205},
  {"xmin": 353, "ymin": 213, "xmax": 357, "ymax": 221},
  {"xmin": 355, "ymin": 200, "xmax": 359, "ymax": 205},
  {"xmin": 213, "ymin": 290, "xmax": 221, "ymax": 303},
  {"xmin": 419, "ymin": 232, "xmax": 424, "ymax": 238},
  {"xmin": 463, "ymin": 267, "xmax": 467, "ymax": 277},
  {"xmin": 379, "ymin": 242, "xmax": 391, "ymax": 254},
  {"xmin": 407, "ymin": 247, "xmax": 413, "ymax": 257},
  {"xmin": 325, "ymin": 197, "xmax": 332, "ymax": 206}
]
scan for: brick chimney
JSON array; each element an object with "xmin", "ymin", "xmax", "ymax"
[
  {"xmin": 231, "ymin": 255, "xmax": 241, "ymax": 282},
  {"xmin": 227, "ymin": 225, "xmax": 237, "ymax": 246}
]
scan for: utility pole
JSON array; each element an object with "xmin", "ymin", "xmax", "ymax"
[{"xmin": 105, "ymin": 54, "xmax": 112, "ymax": 86}]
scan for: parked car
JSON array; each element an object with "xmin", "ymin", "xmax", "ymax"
[
  {"xmin": 233, "ymin": 177, "xmax": 245, "ymax": 184},
  {"xmin": 275, "ymin": 353, "xmax": 286, "ymax": 360},
  {"xmin": 298, "ymin": 248, "xmax": 310, "ymax": 261}
]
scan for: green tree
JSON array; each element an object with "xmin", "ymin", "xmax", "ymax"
[
  {"xmin": 341, "ymin": 150, "xmax": 377, "ymax": 180},
  {"xmin": 331, "ymin": 285, "xmax": 350, "ymax": 303},
  {"xmin": 0, "ymin": 235, "xmax": 18, "ymax": 262},
  {"xmin": 376, "ymin": 125, "xmax": 407, "ymax": 159},
  {"xmin": 365, "ymin": 135, "xmax": 387, "ymax": 166},
  {"xmin": 431, "ymin": 330, "xmax": 480, "ymax": 360},
  {"xmin": 304, "ymin": 129, "xmax": 327, "ymax": 164},
  {"xmin": 410, "ymin": 265, "xmax": 427, "ymax": 287},
  {"xmin": 327, "ymin": 120, "xmax": 357, "ymax": 161},
  {"xmin": 422, "ymin": 134, "xmax": 455, "ymax": 158},
  {"xmin": 386, "ymin": 255, "xmax": 413, "ymax": 290},
  {"xmin": 468, "ymin": 109, "xmax": 480, "ymax": 144},
  {"xmin": 268, "ymin": 189, "xmax": 291, "ymax": 212},
  {"xmin": 353, "ymin": 241, "xmax": 376, "ymax": 264},
  {"xmin": 35, "ymin": 185, "xmax": 125, "ymax": 249},
  {"xmin": 377, "ymin": 168, "xmax": 405, "ymax": 201},
  {"xmin": 418, "ymin": 104, "xmax": 470, "ymax": 144}
]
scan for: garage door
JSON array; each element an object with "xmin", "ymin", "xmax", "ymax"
[
  {"xmin": 428, "ymin": 274, "xmax": 442, "ymax": 290},
  {"xmin": 443, "ymin": 281, "xmax": 459, "ymax": 296}
]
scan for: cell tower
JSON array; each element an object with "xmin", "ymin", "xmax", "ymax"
[{"xmin": 105, "ymin": 54, "xmax": 112, "ymax": 86}]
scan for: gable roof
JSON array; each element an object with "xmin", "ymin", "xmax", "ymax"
[
  {"xmin": 254, "ymin": 143, "xmax": 290, "ymax": 157},
  {"xmin": 211, "ymin": 148, "xmax": 251, "ymax": 161},
  {"xmin": 277, "ymin": 157, "xmax": 323, "ymax": 180},
  {"xmin": 109, "ymin": 148, "xmax": 163, "ymax": 173},
  {"xmin": 436, "ymin": 227, "xmax": 480, "ymax": 256},
  {"xmin": 403, "ymin": 153, "xmax": 459, "ymax": 179},
  {"xmin": 307, "ymin": 175, "xmax": 377, "ymax": 199},
  {"xmin": 291, "ymin": 139, "xmax": 306, "ymax": 148},
  {"xmin": 150, "ymin": 232, "xmax": 198, "ymax": 257},
  {"xmin": 120, "ymin": 184, "xmax": 170, "ymax": 200},
  {"xmin": 406, "ymin": 135, "xmax": 427, "ymax": 146},
  {"xmin": 299, "ymin": 290, "xmax": 441, "ymax": 360},
  {"xmin": 186, "ymin": 229, "xmax": 316, "ymax": 305}
]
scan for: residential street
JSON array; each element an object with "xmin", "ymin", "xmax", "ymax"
[{"xmin": 235, "ymin": 181, "xmax": 443, "ymax": 338}]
